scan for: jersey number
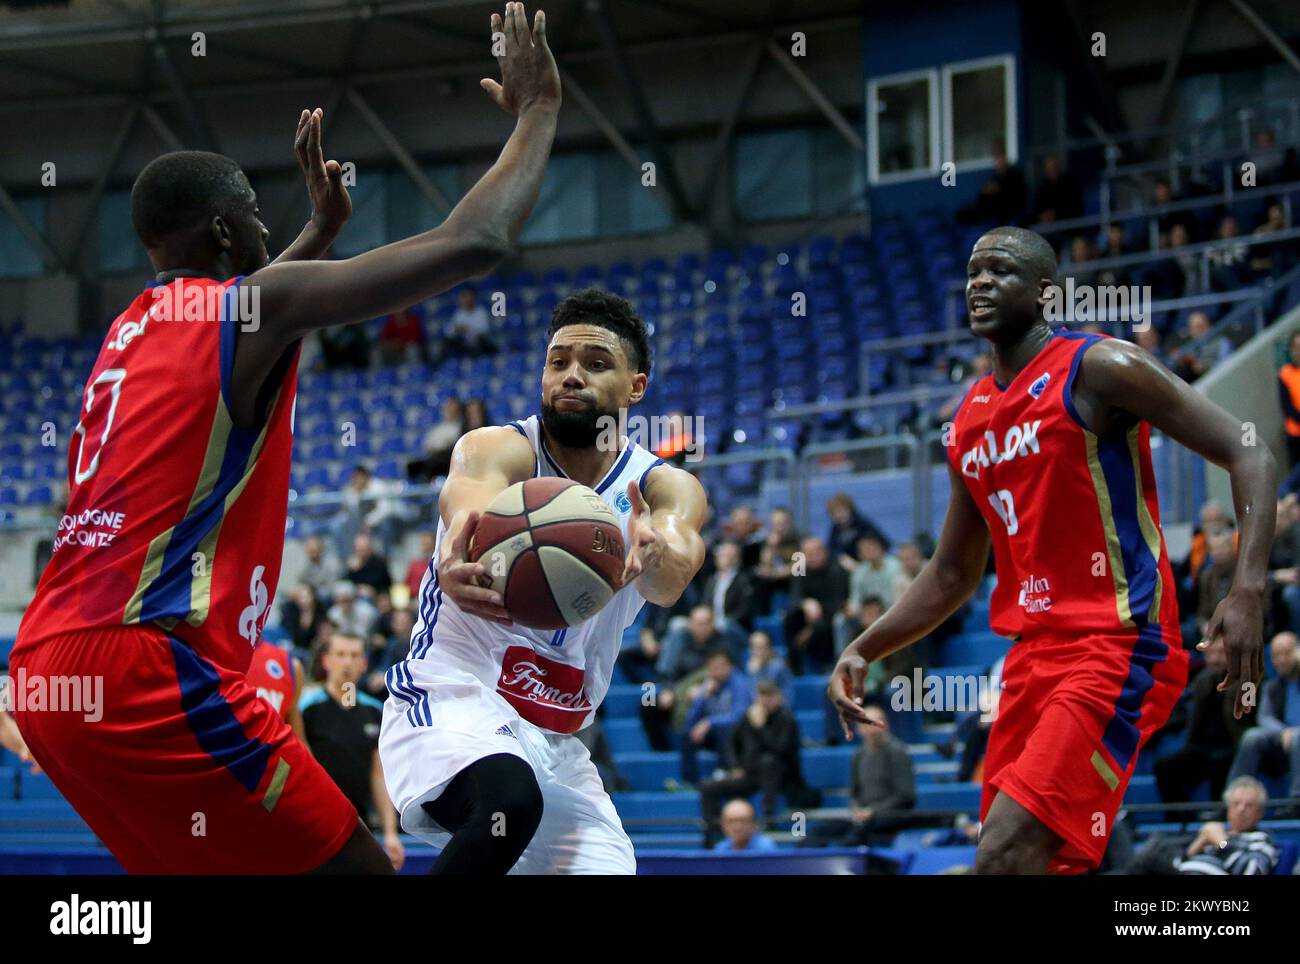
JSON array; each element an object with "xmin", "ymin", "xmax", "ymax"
[
  {"xmin": 987, "ymin": 489, "xmax": 1019, "ymax": 536},
  {"xmin": 72, "ymin": 368, "xmax": 126, "ymax": 484}
]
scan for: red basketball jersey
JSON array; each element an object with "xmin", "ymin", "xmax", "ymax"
[
  {"xmin": 947, "ymin": 330, "xmax": 1178, "ymax": 639},
  {"xmin": 245, "ymin": 641, "xmax": 296, "ymax": 718},
  {"xmin": 16, "ymin": 276, "xmax": 299, "ymax": 674}
]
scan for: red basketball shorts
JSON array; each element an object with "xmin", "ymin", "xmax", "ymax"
[
  {"xmin": 980, "ymin": 624, "xmax": 1189, "ymax": 873},
  {"xmin": 9, "ymin": 625, "xmax": 358, "ymax": 873}
]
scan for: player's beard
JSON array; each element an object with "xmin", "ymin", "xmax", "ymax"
[{"xmin": 541, "ymin": 400, "xmax": 613, "ymax": 449}]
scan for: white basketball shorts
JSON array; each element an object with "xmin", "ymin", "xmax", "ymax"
[{"xmin": 379, "ymin": 660, "xmax": 635, "ymax": 875}]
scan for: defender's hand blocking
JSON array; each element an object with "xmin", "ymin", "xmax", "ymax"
[
  {"xmin": 293, "ymin": 107, "xmax": 351, "ymax": 234},
  {"xmin": 620, "ymin": 479, "xmax": 657, "ymax": 588},
  {"xmin": 438, "ymin": 510, "xmax": 514, "ymax": 626},
  {"xmin": 827, "ymin": 653, "xmax": 884, "ymax": 741},
  {"xmin": 1199, "ymin": 587, "xmax": 1266, "ymax": 719},
  {"xmin": 481, "ymin": 3, "xmax": 561, "ymax": 117}
]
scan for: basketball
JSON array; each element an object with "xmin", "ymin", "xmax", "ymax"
[{"xmin": 468, "ymin": 477, "xmax": 626, "ymax": 630}]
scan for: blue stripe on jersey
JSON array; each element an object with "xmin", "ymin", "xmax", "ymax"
[
  {"xmin": 1101, "ymin": 622, "xmax": 1170, "ymax": 770},
  {"xmin": 138, "ymin": 419, "xmax": 262, "ymax": 624},
  {"xmin": 1095, "ymin": 432, "xmax": 1160, "ymax": 625},
  {"xmin": 595, "ymin": 445, "xmax": 635, "ymax": 495},
  {"xmin": 218, "ymin": 276, "xmax": 247, "ymax": 412},
  {"xmin": 168, "ymin": 634, "xmax": 271, "ymax": 793},
  {"xmin": 637, "ymin": 457, "xmax": 666, "ymax": 491},
  {"xmin": 508, "ymin": 421, "xmax": 527, "ymax": 437},
  {"xmin": 1058, "ymin": 330, "xmax": 1103, "ymax": 430}
]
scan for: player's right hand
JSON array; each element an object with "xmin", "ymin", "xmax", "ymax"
[
  {"xmin": 827, "ymin": 652, "xmax": 875, "ymax": 741},
  {"xmin": 481, "ymin": 3, "xmax": 561, "ymax": 117},
  {"xmin": 439, "ymin": 510, "xmax": 514, "ymax": 626}
]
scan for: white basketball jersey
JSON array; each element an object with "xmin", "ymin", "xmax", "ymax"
[{"xmin": 388, "ymin": 416, "xmax": 665, "ymax": 735}]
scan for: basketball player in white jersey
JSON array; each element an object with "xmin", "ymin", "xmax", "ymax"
[{"xmin": 380, "ymin": 288, "xmax": 707, "ymax": 874}]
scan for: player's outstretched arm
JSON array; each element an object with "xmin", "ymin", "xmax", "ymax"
[
  {"xmin": 828, "ymin": 462, "xmax": 990, "ymax": 737},
  {"xmin": 434, "ymin": 426, "xmax": 537, "ymax": 625},
  {"xmin": 621, "ymin": 467, "xmax": 707, "ymax": 608},
  {"xmin": 250, "ymin": 4, "xmax": 560, "ymax": 339},
  {"xmin": 270, "ymin": 108, "xmax": 352, "ymax": 266},
  {"xmin": 1079, "ymin": 338, "xmax": 1276, "ymax": 717}
]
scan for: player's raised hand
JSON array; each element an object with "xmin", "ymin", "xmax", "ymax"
[
  {"xmin": 619, "ymin": 479, "xmax": 658, "ymax": 588},
  {"xmin": 826, "ymin": 652, "xmax": 878, "ymax": 741},
  {"xmin": 480, "ymin": 3, "xmax": 561, "ymax": 117},
  {"xmin": 1199, "ymin": 588, "xmax": 1265, "ymax": 719},
  {"xmin": 438, "ymin": 510, "xmax": 513, "ymax": 626},
  {"xmin": 293, "ymin": 107, "xmax": 351, "ymax": 234}
]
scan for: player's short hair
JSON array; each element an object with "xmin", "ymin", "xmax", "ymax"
[
  {"xmin": 549, "ymin": 288, "xmax": 651, "ymax": 376},
  {"xmin": 131, "ymin": 150, "xmax": 248, "ymax": 247},
  {"xmin": 982, "ymin": 226, "xmax": 1058, "ymax": 284}
]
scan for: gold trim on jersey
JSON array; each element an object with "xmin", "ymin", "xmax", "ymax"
[
  {"xmin": 1084, "ymin": 431, "xmax": 1134, "ymax": 628},
  {"xmin": 123, "ymin": 391, "xmax": 277, "ymax": 627}
]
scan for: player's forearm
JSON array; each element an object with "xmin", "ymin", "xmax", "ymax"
[
  {"xmin": 372, "ymin": 766, "xmax": 398, "ymax": 837},
  {"xmin": 845, "ymin": 561, "xmax": 980, "ymax": 664},
  {"xmin": 1226, "ymin": 445, "xmax": 1277, "ymax": 593},
  {"xmin": 636, "ymin": 515, "xmax": 703, "ymax": 607},
  {"xmin": 271, "ymin": 218, "xmax": 338, "ymax": 266},
  {"xmin": 438, "ymin": 106, "xmax": 558, "ymax": 249}
]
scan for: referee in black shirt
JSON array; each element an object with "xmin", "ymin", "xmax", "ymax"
[{"xmin": 302, "ymin": 632, "xmax": 404, "ymax": 870}]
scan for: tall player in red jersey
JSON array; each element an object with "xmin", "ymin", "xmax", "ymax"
[
  {"xmin": 10, "ymin": 3, "xmax": 560, "ymax": 874},
  {"xmin": 830, "ymin": 226, "xmax": 1275, "ymax": 874}
]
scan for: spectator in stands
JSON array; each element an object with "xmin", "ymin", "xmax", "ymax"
[
  {"xmin": 1277, "ymin": 332, "xmax": 1300, "ymax": 472},
  {"xmin": 938, "ymin": 654, "xmax": 1005, "ymax": 782},
  {"xmin": 435, "ymin": 287, "xmax": 497, "ymax": 365},
  {"xmin": 714, "ymin": 798, "xmax": 780, "ymax": 852},
  {"xmin": 345, "ymin": 531, "xmax": 392, "ymax": 599},
  {"xmin": 1151, "ymin": 178, "xmax": 1197, "ymax": 241},
  {"xmin": 376, "ymin": 304, "xmax": 428, "ymax": 366},
  {"xmin": 720, "ymin": 504, "xmax": 765, "ymax": 569},
  {"xmin": 1225, "ymin": 631, "xmax": 1300, "ymax": 813},
  {"xmin": 835, "ymin": 595, "xmax": 887, "ymax": 676},
  {"xmin": 783, "ymin": 535, "xmax": 850, "ymax": 674},
  {"xmin": 1031, "ymin": 153, "xmax": 1083, "ymax": 225},
  {"xmin": 298, "ymin": 534, "xmax": 342, "ymax": 603},
  {"xmin": 1209, "ymin": 215, "xmax": 1253, "ymax": 291},
  {"xmin": 956, "ymin": 139, "xmax": 1027, "ymax": 226},
  {"xmin": 279, "ymin": 582, "xmax": 325, "ymax": 651},
  {"xmin": 826, "ymin": 493, "xmax": 890, "ymax": 569},
  {"xmin": 1153, "ymin": 639, "xmax": 1254, "ymax": 816},
  {"xmin": 700, "ymin": 540, "xmax": 758, "ymax": 632},
  {"xmin": 892, "ymin": 541, "xmax": 926, "ymax": 600},
  {"xmin": 1250, "ymin": 127, "xmax": 1298, "ymax": 186},
  {"xmin": 1269, "ymin": 496, "xmax": 1300, "ymax": 631},
  {"xmin": 745, "ymin": 631, "xmax": 792, "ymax": 699},
  {"xmin": 300, "ymin": 633, "xmax": 404, "ymax": 871},
  {"xmin": 804, "ymin": 704, "xmax": 915, "ymax": 846},
  {"xmin": 753, "ymin": 507, "xmax": 801, "ymax": 603},
  {"xmin": 1098, "ymin": 222, "xmax": 1133, "ymax": 289},
  {"xmin": 656, "ymin": 604, "xmax": 744, "ymax": 683},
  {"xmin": 1168, "ymin": 310, "xmax": 1222, "ymax": 382},
  {"xmin": 1065, "ymin": 235, "xmax": 1099, "ymax": 289},
  {"xmin": 681, "ymin": 650, "xmax": 753, "ymax": 787},
  {"xmin": 1145, "ymin": 223, "xmax": 1196, "ymax": 300},
  {"xmin": 403, "ymin": 531, "xmax": 436, "ymax": 600},
  {"xmin": 1128, "ymin": 776, "xmax": 1281, "ymax": 874},
  {"xmin": 1197, "ymin": 529, "xmax": 1239, "ymax": 634},
  {"xmin": 463, "ymin": 397, "xmax": 490, "ymax": 433},
  {"xmin": 326, "ymin": 580, "xmax": 379, "ymax": 640},
  {"xmin": 1252, "ymin": 202, "xmax": 1296, "ymax": 278},
  {"xmin": 363, "ymin": 605, "xmax": 414, "ymax": 699},
  {"xmin": 848, "ymin": 535, "xmax": 902, "ymax": 611},
  {"xmin": 698, "ymin": 680, "xmax": 806, "ymax": 846},
  {"xmin": 318, "ymin": 321, "xmax": 370, "ymax": 370},
  {"xmin": 407, "ymin": 398, "xmax": 464, "ymax": 483}
]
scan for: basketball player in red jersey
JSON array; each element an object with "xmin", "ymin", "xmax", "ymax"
[
  {"xmin": 245, "ymin": 641, "xmax": 308, "ymax": 748},
  {"xmin": 10, "ymin": 3, "xmax": 559, "ymax": 873},
  {"xmin": 829, "ymin": 226, "xmax": 1275, "ymax": 874}
]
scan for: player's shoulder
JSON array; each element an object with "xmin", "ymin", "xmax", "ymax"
[{"xmin": 451, "ymin": 424, "xmax": 536, "ymax": 476}]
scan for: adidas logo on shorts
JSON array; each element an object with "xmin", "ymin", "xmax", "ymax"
[{"xmin": 494, "ymin": 723, "xmax": 516, "ymax": 739}]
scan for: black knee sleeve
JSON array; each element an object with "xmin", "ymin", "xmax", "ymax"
[{"xmin": 422, "ymin": 753, "xmax": 543, "ymax": 875}]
